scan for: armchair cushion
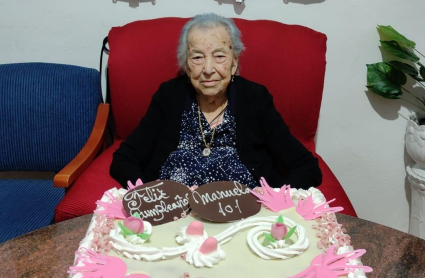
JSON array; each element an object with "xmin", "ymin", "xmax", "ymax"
[{"xmin": 0, "ymin": 179, "xmax": 64, "ymax": 243}]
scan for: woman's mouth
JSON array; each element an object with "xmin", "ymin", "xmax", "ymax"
[{"xmin": 201, "ymin": 80, "xmax": 219, "ymax": 86}]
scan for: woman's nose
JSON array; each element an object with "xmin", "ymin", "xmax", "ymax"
[{"xmin": 203, "ymin": 57, "xmax": 215, "ymax": 75}]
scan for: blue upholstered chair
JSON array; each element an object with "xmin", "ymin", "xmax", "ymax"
[{"xmin": 0, "ymin": 63, "xmax": 108, "ymax": 243}]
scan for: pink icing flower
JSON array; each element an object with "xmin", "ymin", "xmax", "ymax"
[
  {"xmin": 123, "ymin": 216, "xmax": 144, "ymax": 234},
  {"xmin": 174, "ymin": 216, "xmax": 179, "ymax": 221},
  {"xmin": 180, "ymin": 273, "xmax": 190, "ymax": 278},
  {"xmin": 271, "ymin": 222, "xmax": 288, "ymax": 240},
  {"xmin": 181, "ymin": 212, "xmax": 187, "ymax": 218}
]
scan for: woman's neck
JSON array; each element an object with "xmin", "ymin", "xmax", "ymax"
[
  {"xmin": 197, "ymin": 94, "xmax": 227, "ymax": 113},
  {"xmin": 197, "ymin": 94, "xmax": 228, "ymax": 125}
]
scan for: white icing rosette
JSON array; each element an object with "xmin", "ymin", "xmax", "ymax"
[
  {"xmin": 246, "ymin": 217, "xmax": 309, "ymax": 260},
  {"xmin": 185, "ymin": 237, "xmax": 226, "ymax": 268},
  {"xmin": 175, "ymin": 225, "xmax": 208, "ymax": 244},
  {"xmin": 266, "ymin": 240, "xmax": 289, "ymax": 249},
  {"xmin": 290, "ymin": 187, "xmax": 326, "ymax": 205},
  {"xmin": 102, "ymin": 187, "xmax": 128, "ymax": 202},
  {"xmin": 337, "ymin": 246, "xmax": 368, "ymax": 278}
]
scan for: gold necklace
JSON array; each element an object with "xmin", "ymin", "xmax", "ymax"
[{"xmin": 197, "ymin": 101, "xmax": 227, "ymax": 157}]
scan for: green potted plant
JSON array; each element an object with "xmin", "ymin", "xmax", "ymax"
[{"xmin": 366, "ymin": 25, "xmax": 425, "ymax": 168}]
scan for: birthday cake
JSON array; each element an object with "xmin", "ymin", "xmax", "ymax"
[{"xmin": 69, "ymin": 179, "xmax": 372, "ymax": 278}]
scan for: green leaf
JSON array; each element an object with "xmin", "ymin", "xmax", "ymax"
[
  {"xmin": 275, "ymin": 215, "xmax": 284, "ymax": 224},
  {"xmin": 366, "ymin": 62, "xmax": 404, "ymax": 99},
  {"xmin": 420, "ymin": 66, "xmax": 425, "ymax": 81},
  {"xmin": 377, "ymin": 25, "xmax": 416, "ymax": 48},
  {"xmin": 367, "ymin": 62, "xmax": 406, "ymax": 87},
  {"xmin": 118, "ymin": 222, "xmax": 151, "ymax": 240},
  {"xmin": 284, "ymin": 226, "xmax": 297, "ymax": 240},
  {"xmin": 118, "ymin": 222, "xmax": 134, "ymax": 237},
  {"xmin": 136, "ymin": 232, "xmax": 151, "ymax": 240},
  {"xmin": 262, "ymin": 232, "xmax": 276, "ymax": 246},
  {"xmin": 387, "ymin": 61, "xmax": 422, "ymax": 81},
  {"xmin": 381, "ymin": 41, "xmax": 420, "ymax": 62},
  {"xmin": 366, "ymin": 86, "xmax": 401, "ymax": 99},
  {"xmin": 133, "ymin": 212, "xmax": 141, "ymax": 218}
]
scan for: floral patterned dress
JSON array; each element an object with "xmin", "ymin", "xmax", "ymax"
[{"xmin": 159, "ymin": 101, "xmax": 257, "ymax": 188}]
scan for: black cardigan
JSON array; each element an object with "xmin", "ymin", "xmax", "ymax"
[{"xmin": 110, "ymin": 75, "xmax": 322, "ymax": 190}]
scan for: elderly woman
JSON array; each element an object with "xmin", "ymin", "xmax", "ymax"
[{"xmin": 110, "ymin": 13, "xmax": 321, "ymax": 190}]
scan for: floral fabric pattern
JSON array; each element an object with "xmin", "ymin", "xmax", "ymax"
[{"xmin": 160, "ymin": 101, "xmax": 257, "ymax": 188}]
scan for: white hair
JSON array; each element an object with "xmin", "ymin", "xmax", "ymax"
[{"xmin": 177, "ymin": 13, "xmax": 245, "ymax": 72}]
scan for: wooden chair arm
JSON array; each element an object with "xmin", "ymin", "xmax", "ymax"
[{"xmin": 54, "ymin": 103, "xmax": 110, "ymax": 188}]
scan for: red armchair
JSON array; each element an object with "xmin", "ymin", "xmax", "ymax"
[{"xmin": 55, "ymin": 17, "xmax": 357, "ymax": 222}]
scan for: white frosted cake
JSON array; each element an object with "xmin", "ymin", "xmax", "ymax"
[{"xmin": 69, "ymin": 180, "xmax": 372, "ymax": 278}]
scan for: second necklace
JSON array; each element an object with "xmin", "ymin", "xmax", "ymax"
[{"xmin": 197, "ymin": 101, "xmax": 227, "ymax": 157}]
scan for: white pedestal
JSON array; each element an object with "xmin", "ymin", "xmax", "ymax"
[{"xmin": 406, "ymin": 164, "xmax": 425, "ymax": 239}]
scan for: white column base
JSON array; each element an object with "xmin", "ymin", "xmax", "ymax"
[{"xmin": 406, "ymin": 164, "xmax": 425, "ymax": 239}]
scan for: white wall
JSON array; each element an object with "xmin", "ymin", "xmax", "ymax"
[{"xmin": 1, "ymin": 0, "xmax": 423, "ymax": 233}]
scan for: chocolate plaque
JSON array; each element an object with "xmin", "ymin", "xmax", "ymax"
[
  {"xmin": 123, "ymin": 180, "xmax": 192, "ymax": 226},
  {"xmin": 189, "ymin": 181, "xmax": 261, "ymax": 222}
]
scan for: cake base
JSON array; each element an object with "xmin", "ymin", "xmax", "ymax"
[{"xmin": 72, "ymin": 187, "xmax": 367, "ymax": 278}]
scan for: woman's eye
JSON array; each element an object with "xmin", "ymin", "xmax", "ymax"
[
  {"xmin": 215, "ymin": 55, "xmax": 226, "ymax": 61},
  {"xmin": 191, "ymin": 56, "xmax": 204, "ymax": 64}
]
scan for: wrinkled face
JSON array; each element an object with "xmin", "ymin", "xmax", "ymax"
[{"xmin": 186, "ymin": 26, "xmax": 238, "ymax": 98}]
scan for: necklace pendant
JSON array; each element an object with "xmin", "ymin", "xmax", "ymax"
[{"xmin": 202, "ymin": 148, "xmax": 211, "ymax": 157}]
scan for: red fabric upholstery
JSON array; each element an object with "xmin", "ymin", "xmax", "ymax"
[
  {"xmin": 55, "ymin": 141, "xmax": 122, "ymax": 222},
  {"xmin": 55, "ymin": 17, "xmax": 356, "ymax": 222}
]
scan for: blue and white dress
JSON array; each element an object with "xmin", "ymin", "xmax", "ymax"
[{"xmin": 159, "ymin": 101, "xmax": 257, "ymax": 188}]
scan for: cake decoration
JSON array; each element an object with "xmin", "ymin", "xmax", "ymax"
[
  {"xmin": 263, "ymin": 215, "xmax": 297, "ymax": 247},
  {"xmin": 176, "ymin": 221, "xmax": 208, "ymax": 244},
  {"xmin": 69, "ymin": 247, "xmax": 153, "ymax": 278},
  {"xmin": 90, "ymin": 214, "xmax": 114, "ymax": 253},
  {"xmin": 95, "ymin": 189, "xmax": 129, "ymax": 219},
  {"xmin": 250, "ymin": 177, "xmax": 294, "ymax": 212},
  {"xmin": 288, "ymin": 244, "xmax": 373, "ymax": 278},
  {"xmin": 68, "ymin": 247, "xmax": 127, "ymax": 278},
  {"xmin": 290, "ymin": 187, "xmax": 326, "ymax": 205},
  {"xmin": 110, "ymin": 215, "xmax": 308, "ymax": 264},
  {"xmin": 251, "ymin": 177, "xmax": 344, "ymax": 221},
  {"xmin": 185, "ymin": 237, "xmax": 226, "ymax": 267},
  {"xmin": 179, "ymin": 273, "xmax": 204, "ymax": 278},
  {"xmin": 189, "ymin": 181, "xmax": 261, "ymax": 222},
  {"xmin": 313, "ymin": 213, "xmax": 351, "ymax": 250},
  {"xmin": 123, "ymin": 180, "xmax": 192, "ymax": 225},
  {"xmin": 127, "ymin": 178, "xmax": 143, "ymax": 190},
  {"xmin": 243, "ymin": 216, "xmax": 309, "ymax": 259},
  {"xmin": 296, "ymin": 195, "xmax": 344, "ymax": 220},
  {"xmin": 122, "ymin": 214, "xmax": 145, "ymax": 234},
  {"xmin": 199, "ymin": 237, "xmax": 218, "ymax": 254},
  {"xmin": 186, "ymin": 221, "xmax": 204, "ymax": 236},
  {"xmin": 117, "ymin": 213, "xmax": 152, "ymax": 244}
]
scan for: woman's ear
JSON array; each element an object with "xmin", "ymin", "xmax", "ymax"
[{"xmin": 231, "ymin": 57, "xmax": 239, "ymax": 75}]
